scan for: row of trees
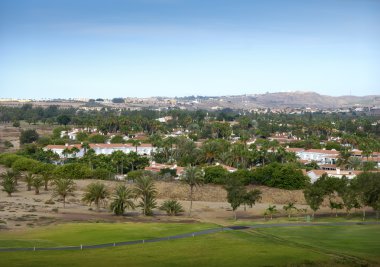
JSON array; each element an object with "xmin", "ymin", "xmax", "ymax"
[
  {"xmin": 303, "ymin": 172, "xmax": 380, "ymax": 219},
  {"xmin": 2, "ymin": 161, "xmax": 379, "ymax": 220}
]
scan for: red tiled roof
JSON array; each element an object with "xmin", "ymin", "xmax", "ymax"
[
  {"xmin": 305, "ymin": 149, "xmax": 339, "ymax": 155},
  {"xmin": 45, "ymin": 144, "xmax": 82, "ymax": 149}
]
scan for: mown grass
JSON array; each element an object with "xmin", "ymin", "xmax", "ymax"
[
  {"xmin": 228, "ymin": 213, "xmax": 379, "ymax": 225},
  {"xmin": 0, "ymin": 222, "xmax": 217, "ymax": 248},
  {"xmin": 0, "ymin": 223, "xmax": 379, "ymax": 267},
  {"xmin": 255, "ymin": 224, "xmax": 380, "ymax": 263}
]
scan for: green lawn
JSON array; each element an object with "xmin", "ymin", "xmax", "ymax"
[
  {"xmin": 0, "ymin": 222, "xmax": 216, "ymax": 248},
  {"xmin": 0, "ymin": 222, "xmax": 379, "ymax": 267}
]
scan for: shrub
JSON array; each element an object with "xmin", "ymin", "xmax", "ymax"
[
  {"xmin": 3, "ymin": 140, "xmax": 14, "ymax": 148},
  {"xmin": 252, "ymin": 163, "xmax": 309, "ymax": 189},
  {"xmin": 0, "ymin": 154, "xmax": 23, "ymax": 167},
  {"xmin": 159, "ymin": 168, "xmax": 177, "ymax": 177},
  {"xmin": 204, "ymin": 165, "xmax": 229, "ymax": 184},
  {"xmin": 92, "ymin": 168, "xmax": 113, "ymax": 180},
  {"xmin": 88, "ymin": 134, "xmax": 107, "ymax": 143},
  {"xmin": 160, "ymin": 199, "xmax": 184, "ymax": 216},
  {"xmin": 54, "ymin": 163, "xmax": 92, "ymax": 179},
  {"xmin": 20, "ymin": 129, "xmax": 39, "ymax": 144},
  {"xmin": 127, "ymin": 170, "xmax": 153, "ymax": 181},
  {"xmin": 12, "ymin": 158, "xmax": 40, "ymax": 173},
  {"xmin": 227, "ymin": 169, "xmax": 254, "ymax": 186}
]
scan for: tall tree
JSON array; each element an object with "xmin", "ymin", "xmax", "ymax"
[
  {"xmin": 134, "ymin": 176, "xmax": 157, "ymax": 216},
  {"xmin": 181, "ymin": 166, "xmax": 204, "ymax": 216},
  {"xmin": 303, "ymin": 184, "xmax": 325, "ymax": 218},
  {"xmin": 225, "ymin": 182, "xmax": 246, "ymax": 220},
  {"xmin": 51, "ymin": 178, "xmax": 76, "ymax": 208}
]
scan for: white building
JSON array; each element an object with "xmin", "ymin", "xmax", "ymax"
[
  {"xmin": 44, "ymin": 143, "xmax": 156, "ymax": 158},
  {"xmin": 307, "ymin": 169, "xmax": 362, "ymax": 183},
  {"xmin": 286, "ymin": 148, "xmax": 339, "ymax": 165}
]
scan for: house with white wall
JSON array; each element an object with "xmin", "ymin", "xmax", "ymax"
[{"xmin": 44, "ymin": 143, "xmax": 156, "ymax": 158}]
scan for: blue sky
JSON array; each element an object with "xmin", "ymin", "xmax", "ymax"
[{"xmin": 0, "ymin": 0, "xmax": 379, "ymax": 99}]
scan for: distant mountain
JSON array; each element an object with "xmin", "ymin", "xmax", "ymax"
[
  {"xmin": 192, "ymin": 92, "xmax": 380, "ymax": 109},
  {"xmin": 249, "ymin": 91, "xmax": 380, "ymax": 108}
]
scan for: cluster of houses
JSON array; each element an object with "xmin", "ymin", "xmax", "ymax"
[
  {"xmin": 284, "ymin": 147, "xmax": 380, "ymax": 182},
  {"xmin": 44, "ymin": 127, "xmax": 379, "ymax": 182}
]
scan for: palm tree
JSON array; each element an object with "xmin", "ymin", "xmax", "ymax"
[
  {"xmin": 160, "ymin": 199, "xmax": 184, "ymax": 216},
  {"xmin": 9, "ymin": 169, "xmax": 20, "ymax": 185},
  {"xmin": 110, "ymin": 184, "xmax": 135, "ymax": 215},
  {"xmin": 181, "ymin": 166, "xmax": 204, "ymax": 216},
  {"xmin": 82, "ymin": 182, "xmax": 109, "ymax": 212},
  {"xmin": 40, "ymin": 164, "xmax": 55, "ymax": 191},
  {"xmin": 111, "ymin": 150, "xmax": 127, "ymax": 175},
  {"xmin": 25, "ymin": 172, "xmax": 34, "ymax": 191},
  {"xmin": 337, "ymin": 149, "xmax": 351, "ymax": 170},
  {"xmin": 70, "ymin": 147, "xmax": 80, "ymax": 158},
  {"xmin": 1, "ymin": 171, "xmax": 17, "ymax": 196},
  {"xmin": 265, "ymin": 205, "xmax": 278, "ymax": 220},
  {"xmin": 130, "ymin": 140, "xmax": 141, "ymax": 153},
  {"xmin": 134, "ymin": 176, "xmax": 157, "ymax": 216},
  {"xmin": 347, "ymin": 156, "xmax": 361, "ymax": 170},
  {"xmin": 32, "ymin": 176, "xmax": 44, "ymax": 195},
  {"xmin": 81, "ymin": 142, "xmax": 90, "ymax": 155},
  {"xmin": 62, "ymin": 147, "xmax": 72, "ymax": 160},
  {"xmin": 283, "ymin": 202, "xmax": 297, "ymax": 219},
  {"xmin": 51, "ymin": 178, "xmax": 76, "ymax": 208}
]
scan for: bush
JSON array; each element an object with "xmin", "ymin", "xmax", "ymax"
[
  {"xmin": 92, "ymin": 168, "xmax": 113, "ymax": 180},
  {"xmin": 3, "ymin": 140, "xmax": 14, "ymax": 148},
  {"xmin": 0, "ymin": 154, "xmax": 24, "ymax": 167},
  {"xmin": 160, "ymin": 200, "xmax": 184, "ymax": 216},
  {"xmin": 54, "ymin": 163, "xmax": 92, "ymax": 179},
  {"xmin": 37, "ymin": 136, "xmax": 52, "ymax": 146},
  {"xmin": 204, "ymin": 165, "xmax": 229, "ymax": 184},
  {"xmin": 127, "ymin": 170, "xmax": 154, "ymax": 181},
  {"xmin": 227, "ymin": 169, "xmax": 255, "ymax": 186},
  {"xmin": 20, "ymin": 129, "xmax": 39, "ymax": 144},
  {"xmin": 88, "ymin": 134, "xmax": 107, "ymax": 143},
  {"xmin": 11, "ymin": 158, "xmax": 40, "ymax": 173},
  {"xmin": 159, "ymin": 168, "xmax": 177, "ymax": 177},
  {"xmin": 252, "ymin": 163, "xmax": 309, "ymax": 189},
  {"xmin": 110, "ymin": 135, "xmax": 125, "ymax": 144}
]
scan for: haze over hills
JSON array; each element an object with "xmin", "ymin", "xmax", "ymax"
[
  {"xmin": 233, "ymin": 91, "xmax": 380, "ymax": 109},
  {"xmin": 171, "ymin": 91, "xmax": 380, "ymax": 109},
  {"xmin": 1, "ymin": 91, "xmax": 379, "ymax": 110}
]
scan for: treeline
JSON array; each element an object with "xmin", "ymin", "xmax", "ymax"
[
  {"xmin": 1, "ymin": 104, "xmax": 380, "ymax": 139},
  {"xmin": 304, "ymin": 172, "xmax": 380, "ymax": 219},
  {"xmin": 0, "ymin": 152, "xmax": 149, "ymax": 181}
]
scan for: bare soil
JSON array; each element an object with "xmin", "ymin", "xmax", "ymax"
[{"xmin": 0, "ymin": 169, "xmax": 342, "ymax": 231}]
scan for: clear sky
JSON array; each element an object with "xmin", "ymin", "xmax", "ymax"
[{"xmin": 0, "ymin": 0, "xmax": 379, "ymax": 99}]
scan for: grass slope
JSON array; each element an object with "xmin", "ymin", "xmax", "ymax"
[{"xmin": 0, "ymin": 223, "xmax": 379, "ymax": 267}]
